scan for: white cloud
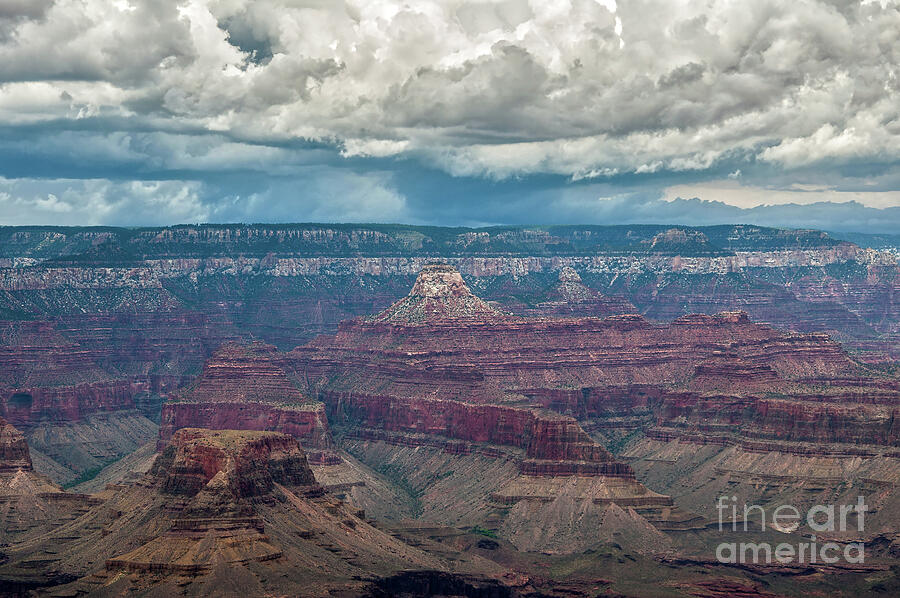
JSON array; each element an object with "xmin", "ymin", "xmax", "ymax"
[
  {"xmin": 0, "ymin": 0, "xmax": 898, "ymax": 185},
  {"xmin": 0, "ymin": 170, "xmax": 412, "ymax": 225},
  {"xmin": 341, "ymin": 138, "xmax": 409, "ymax": 158},
  {"xmin": 0, "ymin": 178, "xmax": 210, "ymax": 225}
]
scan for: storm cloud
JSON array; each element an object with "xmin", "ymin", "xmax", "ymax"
[{"xmin": 1, "ymin": 0, "xmax": 899, "ymax": 227}]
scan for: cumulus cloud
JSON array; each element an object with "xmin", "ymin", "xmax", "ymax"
[
  {"xmin": 3, "ymin": 1, "xmax": 899, "ymax": 169},
  {"xmin": 0, "ymin": 0, "xmax": 899, "ymax": 225},
  {"xmin": 0, "ymin": 169, "xmax": 411, "ymax": 226},
  {"xmin": 0, "ymin": 178, "xmax": 210, "ymax": 225}
]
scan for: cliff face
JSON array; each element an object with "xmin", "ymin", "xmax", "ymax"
[
  {"xmin": 0, "ymin": 320, "xmax": 109, "ymax": 387},
  {"xmin": 294, "ymin": 264, "xmax": 900, "ymax": 460},
  {"xmin": 2, "ymin": 379, "xmax": 150, "ymax": 425},
  {"xmin": 158, "ymin": 342, "xmax": 333, "ymax": 450},
  {"xmin": 0, "ymin": 320, "xmax": 146, "ymax": 425},
  {"xmin": 330, "ymin": 393, "xmax": 621, "ymax": 469},
  {"xmin": 153, "ymin": 428, "xmax": 318, "ymax": 499},
  {"xmin": 53, "ymin": 311, "xmax": 242, "ymax": 378},
  {"xmin": 654, "ymin": 393, "xmax": 900, "ymax": 446},
  {"xmin": 0, "ymin": 416, "xmax": 31, "ymax": 471},
  {"xmin": 0, "ymin": 426, "xmax": 518, "ymax": 597},
  {"xmin": 290, "ymin": 265, "xmax": 700, "ymax": 544},
  {"xmin": 0, "ymin": 318, "xmax": 186, "ymax": 484}
]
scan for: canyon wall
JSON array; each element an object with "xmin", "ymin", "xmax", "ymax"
[
  {"xmin": 0, "ymin": 416, "xmax": 31, "ymax": 471},
  {"xmin": 1, "ymin": 224, "xmax": 898, "ymax": 487},
  {"xmin": 158, "ymin": 342, "xmax": 334, "ymax": 451},
  {"xmin": 292, "ymin": 264, "xmax": 900, "ymax": 466}
]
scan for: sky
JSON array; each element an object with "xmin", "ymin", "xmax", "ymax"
[{"xmin": 1, "ymin": 0, "xmax": 900, "ymax": 231}]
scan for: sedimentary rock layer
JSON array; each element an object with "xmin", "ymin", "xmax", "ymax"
[
  {"xmin": 1, "ymin": 427, "xmax": 518, "ymax": 596},
  {"xmin": 158, "ymin": 342, "xmax": 333, "ymax": 450},
  {"xmin": 0, "ymin": 416, "xmax": 31, "ymax": 471}
]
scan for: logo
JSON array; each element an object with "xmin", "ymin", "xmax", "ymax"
[{"xmin": 714, "ymin": 496, "xmax": 867, "ymax": 565}]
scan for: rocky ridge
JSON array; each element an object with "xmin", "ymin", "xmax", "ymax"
[
  {"xmin": 292, "ymin": 265, "xmax": 707, "ymax": 548},
  {"xmin": 1, "ymin": 417, "xmax": 99, "ymax": 544},
  {"xmin": 158, "ymin": 342, "xmax": 334, "ymax": 456},
  {"xmin": 0, "ymin": 427, "xmax": 520, "ymax": 597}
]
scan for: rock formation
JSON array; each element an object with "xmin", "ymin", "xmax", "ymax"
[
  {"xmin": 158, "ymin": 342, "xmax": 333, "ymax": 454},
  {"xmin": 523, "ymin": 266, "xmax": 637, "ymax": 318},
  {"xmin": 108, "ymin": 428, "xmax": 320, "ymax": 574},
  {"xmin": 368, "ymin": 262, "xmax": 511, "ymax": 324},
  {"xmin": 1, "ymin": 417, "xmax": 100, "ymax": 544},
  {"xmin": 0, "ymin": 428, "xmax": 518, "ymax": 597},
  {"xmin": 290, "ymin": 265, "xmax": 705, "ymax": 549}
]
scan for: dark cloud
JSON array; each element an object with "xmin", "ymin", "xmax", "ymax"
[{"xmin": 0, "ymin": 0, "xmax": 898, "ymax": 228}]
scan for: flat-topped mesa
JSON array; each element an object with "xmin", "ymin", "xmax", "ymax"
[
  {"xmin": 152, "ymin": 428, "xmax": 318, "ymax": 501},
  {"xmin": 167, "ymin": 341, "xmax": 302, "ymax": 405},
  {"xmin": 158, "ymin": 342, "xmax": 333, "ymax": 450},
  {"xmin": 368, "ymin": 263, "xmax": 510, "ymax": 325},
  {"xmin": 0, "ymin": 416, "xmax": 32, "ymax": 472}
]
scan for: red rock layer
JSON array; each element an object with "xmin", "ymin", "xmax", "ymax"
[
  {"xmin": 0, "ymin": 320, "xmax": 109, "ymax": 387},
  {"xmin": 52, "ymin": 311, "xmax": 242, "ymax": 377},
  {"xmin": 301, "ymin": 310, "xmax": 857, "ymax": 395},
  {"xmin": 158, "ymin": 342, "xmax": 333, "ymax": 450},
  {"xmin": 658, "ymin": 394, "xmax": 900, "ymax": 446},
  {"xmin": 687, "ymin": 351, "xmax": 781, "ymax": 391},
  {"xmin": 3, "ymin": 380, "xmax": 143, "ymax": 426},
  {"xmin": 327, "ymin": 392, "xmax": 623, "ymax": 471},
  {"xmin": 158, "ymin": 401, "xmax": 332, "ymax": 450},
  {"xmin": 290, "ymin": 264, "xmax": 896, "ymax": 456},
  {"xmin": 154, "ymin": 428, "xmax": 318, "ymax": 499},
  {"xmin": 528, "ymin": 382, "xmax": 900, "ymax": 448},
  {"xmin": 0, "ymin": 319, "xmax": 192, "ymax": 426}
]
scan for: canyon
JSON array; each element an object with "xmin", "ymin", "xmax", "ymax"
[{"xmin": 1, "ymin": 224, "xmax": 900, "ymax": 596}]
